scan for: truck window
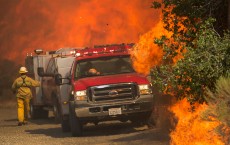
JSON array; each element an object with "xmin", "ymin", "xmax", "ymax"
[
  {"xmin": 46, "ymin": 58, "xmax": 57, "ymax": 74},
  {"xmin": 74, "ymin": 56, "xmax": 134, "ymax": 79},
  {"xmin": 70, "ymin": 61, "xmax": 75, "ymax": 78}
]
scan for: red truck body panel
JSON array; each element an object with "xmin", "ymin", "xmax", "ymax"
[
  {"xmin": 75, "ymin": 52, "xmax": 129, "ymax": 61},
  {"xmin": 73, "ymin": 73, "xmax": 148, "ymax": 91}
]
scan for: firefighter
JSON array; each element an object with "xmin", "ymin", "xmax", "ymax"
[
  {"xmin": 12, "ymin": 66, "xmax": 40, "ymax": 126},
  {"xmin": 88, "ymin": 68, "xmax": 100, "ymax": 76}
]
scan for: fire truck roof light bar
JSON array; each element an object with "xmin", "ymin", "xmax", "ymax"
[
  {"xmin": 34, "ymin": 49, "xmax": 43, "ymax": 55},
  {"xmin": 94, "ymin": 43, "xmax": 134, "ymax": 48},
  {"xmin": 48, "ymin": 47, "xmax": 85, "ymax": 57},
  {"xmin": 75, "ymin": 43, "xmax": 134, "ymax": 57}
]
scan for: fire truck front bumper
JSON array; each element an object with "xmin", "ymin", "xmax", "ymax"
[{"xmin": 73, "ymin": 94, "xmax": 154, "ymax": 121}]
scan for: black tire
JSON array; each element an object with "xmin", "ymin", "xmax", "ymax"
[
  {"xmin": 61, "ymin": 117, "xmax": 71, "ymax": 132},
  {"xmin": 149, "ymin": 106, "xmax": 159, "ymax": 128},
  {"xmin": 53, "ymin": 99, "xmax": 61, "ymax": 123},
  {"xmin": 30, "ymin": 104, "xmax": 48, "ymax": 119},
  {"xmin": 30, "ymin": 104, "xmax": 38, "ymax": 119},
  {"xmin": 69, "ymin": 101, "xmax": 82, "ymax": 137},
  {"xmin": 40, "ymin": 109, "xmax": 49, "ymax": 119},
  {"xmin": 119, "ymin": 118, "xmax": 128, "ymax": 123},
  {"xmin": 130, "ymin": 111, "xmax": 153, "ymax": 126}
]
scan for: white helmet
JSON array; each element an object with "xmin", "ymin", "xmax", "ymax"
[{"xmin": 19, "ymin": 67, "xmax": 28, "ymax": 74}]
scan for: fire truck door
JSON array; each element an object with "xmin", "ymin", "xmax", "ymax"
[
  {"xmin": 42, "ymin": 58, "xmax": 56, "ymax": 104},
  {"xmin": 57, "ymin": 57, "xmax": 75, "ymax": 115}
]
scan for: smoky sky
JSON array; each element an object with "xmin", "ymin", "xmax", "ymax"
[{"xmin": 0, "ymin": 0, "xmax": 160, "ymax": 63}]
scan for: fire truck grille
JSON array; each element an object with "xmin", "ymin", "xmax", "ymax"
[{"xmin": 88, "ymin": 83, "xmax": 137, "ymax": 103}]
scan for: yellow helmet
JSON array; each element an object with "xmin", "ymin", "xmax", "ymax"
[{"xmin": 19, "ymin": 67, "xmax": 28, "ymax": 74}]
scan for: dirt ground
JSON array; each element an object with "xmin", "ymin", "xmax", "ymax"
[{"xmin": 0, "ymin": 101, "xmax": 170, "ymax": 145}]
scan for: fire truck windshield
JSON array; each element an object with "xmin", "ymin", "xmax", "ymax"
[{"xmin": 74, "ymin": 56, "xmax": 134, "ymax": 79}]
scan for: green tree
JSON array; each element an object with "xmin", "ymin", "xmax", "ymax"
[
  {"xmin": 152, "ymin": 21, "xmax": 230, "ymax": 102},
  {"xmin": 151, "ymin": 0, "xmax": 230, "ymax": 103},
  {"xmin": 152, "ymin": 0, "xmax": 228, "ymax": 36}
]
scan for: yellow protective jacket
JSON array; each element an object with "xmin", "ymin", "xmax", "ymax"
[{"xmin": 12, "ymin": 75, "xmax": 40, "ymax": 99}]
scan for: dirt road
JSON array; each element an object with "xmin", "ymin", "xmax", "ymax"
[{"xmin": 0, "ymin": 104, "xmax": 170, "ymax": 145}]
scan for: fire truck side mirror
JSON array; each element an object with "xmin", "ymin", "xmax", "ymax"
[
  {"xmin": 55, "ymin": 74, "xmax": 62, "ymax": 85},
  {"xmin": 37, "ymin": 67, "xmax": 45, "ymax": 77}
]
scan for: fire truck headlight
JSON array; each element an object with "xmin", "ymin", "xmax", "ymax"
[
  {"xmin": 74, "ymin": 90, "xmax": 87, "ymax": 101},
  {"xmin": 138, "ymin": 84, "xmax": 152, "ymax": 95},
  {"xmin": 76, "ymin": 52, "xmax": 81, "ymax": 57}
]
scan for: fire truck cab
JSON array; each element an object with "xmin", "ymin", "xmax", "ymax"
[{"xmin": 64, "ymin": 44, "xmax": 154, "ymax": 136}]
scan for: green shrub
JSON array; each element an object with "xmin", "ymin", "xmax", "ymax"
[{"xmin": 203, "ymin": 75, "xmax": 230, "ymax": 144}]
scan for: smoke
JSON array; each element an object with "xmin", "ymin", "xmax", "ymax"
[{"xmin": 0, "ymin": 0, "xmax": 160, "ymax": 63}]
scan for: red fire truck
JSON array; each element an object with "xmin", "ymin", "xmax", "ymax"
[{"xmin": 27, "ymin": 44, "xmax": 154, "ymax": 137}]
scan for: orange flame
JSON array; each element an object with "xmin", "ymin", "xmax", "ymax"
[
  {"xmin": 0, "ymin": 0, "xmax": 160, "ymax": 63},
  {"xmin": 130, "ymin": 20, "xmax": 170, "ymax": 75},
  {"xmin": 170, "ymin": 99, "xmax": 224, "ymax": 145},
  {"xmin": 129, "ymin": 3, "xmax": 225, "ymax": 145}
]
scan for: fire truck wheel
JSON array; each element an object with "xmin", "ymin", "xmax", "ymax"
[
  {"xmin": 70, "ymin": 113, "xmax": 82, "ymax": 137},
  {"xmin": 130, "ymin": 111, "xmax": 153, "ymax": 126},
  {"xmin": 119, "ymin": 118, "xmax": 128, "ymax": 123},
  {"xmin": 30, "ymin": 104, "xmax": 38, "ymax": 119},
  {"xmin": 40, "ymin": 109, "xmax": 49, "ymax": 119},
  {"xmin": 69, "ymin": 102, "xmax": 82, "ymax": 137},
  {"xmin": 30, "ymin": 105, "xmax": 48, "ymax": 119},
  {"xmin": 61, "ymin": 118, "xmax": 71, "ymax": 132},
  {"xmin": 53, "ymin": 98, "xmax": 61, "ymax": 123}
]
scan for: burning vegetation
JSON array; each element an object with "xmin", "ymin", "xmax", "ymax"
[
  {"xmin": 170, "ymin": 99, "xmax": 224, "ymax": 145},
  {"xmin": 169, "ymin": 75, "xmax": 230, "ymax": 144},
  {"xmin": 132, "ymin": 25, "xmax": 229, "ymax": 144},
  {"xmin": 131, "ymin": 1, "xmax": 230, "ymax": 145}
]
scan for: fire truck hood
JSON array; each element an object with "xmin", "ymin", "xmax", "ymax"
[{"xmin": 73, "ymin": 73, "xmax": 149, "ymax": 90}]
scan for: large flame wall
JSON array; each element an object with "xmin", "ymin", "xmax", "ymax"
[{"xmin": 0, "ymin": 0, "xmax": 160, "ymax": 62}]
